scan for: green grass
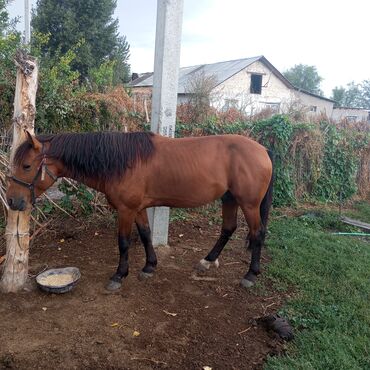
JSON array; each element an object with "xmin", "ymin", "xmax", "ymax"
[{"xmin": 264, "ymin": 204, "xmax": 370, "ymax": 370}]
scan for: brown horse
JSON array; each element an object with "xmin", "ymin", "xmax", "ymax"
[{"xmin": 6, "ymin": 131, "xmax": 273, "ymax": 290}]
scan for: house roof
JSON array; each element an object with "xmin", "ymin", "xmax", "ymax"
[
  {"xmin": 294, "ymin": 87, "xmax": 335, "ymax": 103},
  {"xmin": 129, "ymin": 56, "xmax": 262, "ymax": 93},
  {"xmin": 129, "ymin": 55, "xmax": 334, "ymax": 103}
]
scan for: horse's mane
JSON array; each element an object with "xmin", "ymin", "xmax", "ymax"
[{"xmin": 14, "ymin": 131, "xmax": 155, "ymax": 181}]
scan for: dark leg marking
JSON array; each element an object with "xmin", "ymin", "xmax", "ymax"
[
  {"xmin": 196, "ymin": 191, "xmax": 238, "ymax": 272},
  {"xmin": 106, "ymin": 234, "xmax": 130, "ymax": 291},
  {"xmin": 205, "ymin": 228, "xmax": 234, "ymax": 261},
  {"xmin": 241, "ymin": 228, "xmax": 265, "ymax": 288},
  {"xmin": 239, "ymin": 206, "xmax": 265, "ymax": 289},
  {"xmin": 136, "ymin": 223, "xmax": 157, "ymax": 279}
]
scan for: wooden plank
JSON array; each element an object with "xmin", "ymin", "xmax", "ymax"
[{"xmin": 341, "ymin": 216, "xmax": 370, "ymax": 231}]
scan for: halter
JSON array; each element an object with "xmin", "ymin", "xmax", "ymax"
[{"xmin": 8, "ymin": 144, "xmax": 58, "ymax": 205}]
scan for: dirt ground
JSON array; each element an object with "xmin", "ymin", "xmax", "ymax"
[{"xmin": 0, "ymin": 213, "xmax": 287, "ymax": 370}]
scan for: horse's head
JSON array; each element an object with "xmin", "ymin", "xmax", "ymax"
[{"xmin": 6, "ymin": 131, "xmax": 58, "ymax": 211}]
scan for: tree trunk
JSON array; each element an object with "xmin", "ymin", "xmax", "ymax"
[{"xmin": 0, "ymin": 50, "xmax": 38, "ymax": 293}]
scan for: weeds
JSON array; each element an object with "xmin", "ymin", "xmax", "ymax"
[{"xmin": 170, "ymin": 208, "xmax": 189, "ymax": 222}]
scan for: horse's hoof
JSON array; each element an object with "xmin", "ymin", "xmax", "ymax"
[
  {"xmin": 105, "ymin": 279, "xmax": 122, "ymax": 291},
  {"xmin": 240, "ymin": 278, "xmax": 254, "ymax": 289},
  {"xmin": 195, "ymin": 258, "xmax": 219, "ymax": 272},
  {"xmin": 138, "ymin": 271, "xmax": 154, "ymax": 281}
]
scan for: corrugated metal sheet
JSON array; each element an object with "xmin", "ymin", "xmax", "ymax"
[{"xmin": 129, "ymin": 56, "xmax": 262, "ymax": 93}]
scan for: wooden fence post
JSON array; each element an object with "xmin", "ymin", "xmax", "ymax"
[{"xmin": 0, "ymin": 50, "xmax": 38, "ymax": 293}]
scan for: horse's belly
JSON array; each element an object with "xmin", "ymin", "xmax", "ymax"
[{"xmin": 147, "ymin": 179, "xmax": 227, "ymax": 208}]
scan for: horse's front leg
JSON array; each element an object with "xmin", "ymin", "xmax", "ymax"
[{"xmin": 106, "ymin": 208, "xmax": 136, "ymax": 291}]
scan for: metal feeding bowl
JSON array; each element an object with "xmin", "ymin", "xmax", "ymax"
[{"xmin": 36, "ymin": 267, "xmax": 81, "ymax": 294}]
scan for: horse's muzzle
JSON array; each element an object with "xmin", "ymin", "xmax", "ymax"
[{"xmin": 7, "ymin": 197, "xmax": 27, "ymax": 211}]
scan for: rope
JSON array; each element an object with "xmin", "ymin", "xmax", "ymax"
[{"xmin": 4, "ymin": 232, "xmax": 30, "ymax": 237}]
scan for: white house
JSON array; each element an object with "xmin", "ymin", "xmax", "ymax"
[
  {"xmin": 332, "ymin": 107, "xmax": 370, "ymax": 123},
  {"xmin": 129, "ymin": 55, "xmax": 335, "ymax": 118}
]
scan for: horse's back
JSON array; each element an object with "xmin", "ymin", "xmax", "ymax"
[{"xmin": 152, "ymin": 134, "xmax": 271, "ymax": 175}]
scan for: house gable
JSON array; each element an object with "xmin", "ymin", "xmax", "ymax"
[{"xmin": 211, "ymin": 59, "xmax": 296, "ymax": 113}]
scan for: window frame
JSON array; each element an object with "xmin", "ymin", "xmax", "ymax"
[{"xmin": 250, "ymin": 73, "xmax": 263, "ymax": 94}]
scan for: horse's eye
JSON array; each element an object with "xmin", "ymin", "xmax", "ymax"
[{"xmin": 23, "ymin": 164, "xmax": 31, "ymax": 171}]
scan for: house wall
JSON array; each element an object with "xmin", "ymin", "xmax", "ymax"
[
  {"xmin": 211, "ymin": 60, "xmax": 333, "ymax": 117},
  {"xmin": 332, "ymin": 107, "xmax": 370, "ymax": 123},
  {"xmin": 295, "ymin": 91, "xmax": 334, "ymax": 117},
  {"xmin": 211, "ymin": 61, "xmax": 291, "ymax": 114}
]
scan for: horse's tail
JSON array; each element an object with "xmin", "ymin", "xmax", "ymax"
[{"xmin": 260, "ymin": 150, "xmax": 274, "ymax": 229}]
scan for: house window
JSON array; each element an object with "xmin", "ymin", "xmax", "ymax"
[
  {"xmin": 250, "ymin": 74, "xmax": 262, "ymax": 94},
  {"xmin": 265, "ymin": 102, "xmax": 280, "ymax": 113},
  {"xmin": 310, "ymin": 106, "xmax": 317, "ymax": 112},
  {"xmin": 346, "ymin": 116, "xmax": 357, "ymax": 122},
  {"xmin": 223, "ymin": 98, "xmax": 239, "ymax": 111}
]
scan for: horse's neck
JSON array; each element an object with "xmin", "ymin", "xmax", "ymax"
[{"xmin": 59, "ymin": 164, "xmax": 104, "ymax": 193}]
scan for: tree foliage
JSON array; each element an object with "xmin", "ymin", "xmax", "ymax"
[
  {"xmin": 0, "ymin": 0, "xmax": 21, "ymax": 129},
  {"xmin": 283, "ymin": 64, "xmax": 323, "ymax": 96},
  {"xmin": 0, "ymin": 0, "xmax": 11, "ymax": 34},
  {"xmin": 32, "ymin": 0, "xmax": 130, "ymax": 82},
  {"xmin": 1, "ymin": 0, "xmax": 19, "ymax": 35},
  {"xmin": 331, "ymin": 80, "xmax": 370, "ymax": 109}
]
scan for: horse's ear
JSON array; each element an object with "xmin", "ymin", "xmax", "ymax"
[{"xmin": 24, "ymin": 130, "xmax": 42, "ymax": 151}]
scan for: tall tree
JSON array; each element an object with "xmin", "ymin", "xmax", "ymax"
[
  {"xmin": 331, "ymin": 81, "xmax": 370, "ymax": 109},
  {"xmin": 331, "ymin": 86, "xmax": 346, "ymax": 107},
  {"xmin": 0, "ymin": 0, "xmax": 10, "ymax": 34},
  {"xmin": 359, "ymin": 79, "xmax": 370, "ymax": 109},
  {"xmin": 283, "ymin": 64, "xmax": 323, "ymax": 95},
  {"xmin": 32, "ymin": 0, "xmax": 130, "ymax": 81},
  {"xmin": 0, "ymin": 0, "xmax": 22, "ymax": 130},
  {"xmin": 0, "ymin": 0, "xmax": 17, "ymax": 35}
]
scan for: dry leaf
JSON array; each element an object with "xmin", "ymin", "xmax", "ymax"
[
  {"xmin": 42, "ymin": 307, "xmax": 47, "ymax": 311},
  {"xmin": 59, "ymin": 239, "xmax": 65, "ymax": 243},
  {"xmin": 203, "ymin": 367, "xmax": 212, "ymax": 370},
  {"xmin": 179, "ymin": 234, "xmax": 184, "ymax": 237},
  {"xmin": 132, "ymin": 330, "xmax": 140, "ymax": 337},
  {"xmin": 111, "ymin": 323, "xmax": 119, "ymax": 327},
  {"xmin": 163, "ymin": 310, "xmax": 177, "ymax": 317}
]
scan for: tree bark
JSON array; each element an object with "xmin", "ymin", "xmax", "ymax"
[{"xmin": 0, "ymin": 50, "xmax": 38, "ymax": 293}]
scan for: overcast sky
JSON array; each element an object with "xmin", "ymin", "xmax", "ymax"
[{"xmin": 8, "ymin": 0, "xmax": 370, "ymax": 97}]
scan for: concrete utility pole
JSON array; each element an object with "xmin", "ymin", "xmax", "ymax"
[
  {"xmin": 24, "ymin": 0, "xmax": 31, "ymax": 44},
  {"xmin": 148, "ymin": 0, "xmax": 184, "ymax": 246}
]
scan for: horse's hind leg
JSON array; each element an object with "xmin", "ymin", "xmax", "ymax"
[
  {"xmin": 239, "ymin": 205, "xmax": 265, "ymax": 288},
  {"xmin": 135, "ymin": 209, "xmax": 157, "ymax": 280},
  {"xmin": 196, "ymin": 191, "xmax": 238, "ymax": 272}
]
